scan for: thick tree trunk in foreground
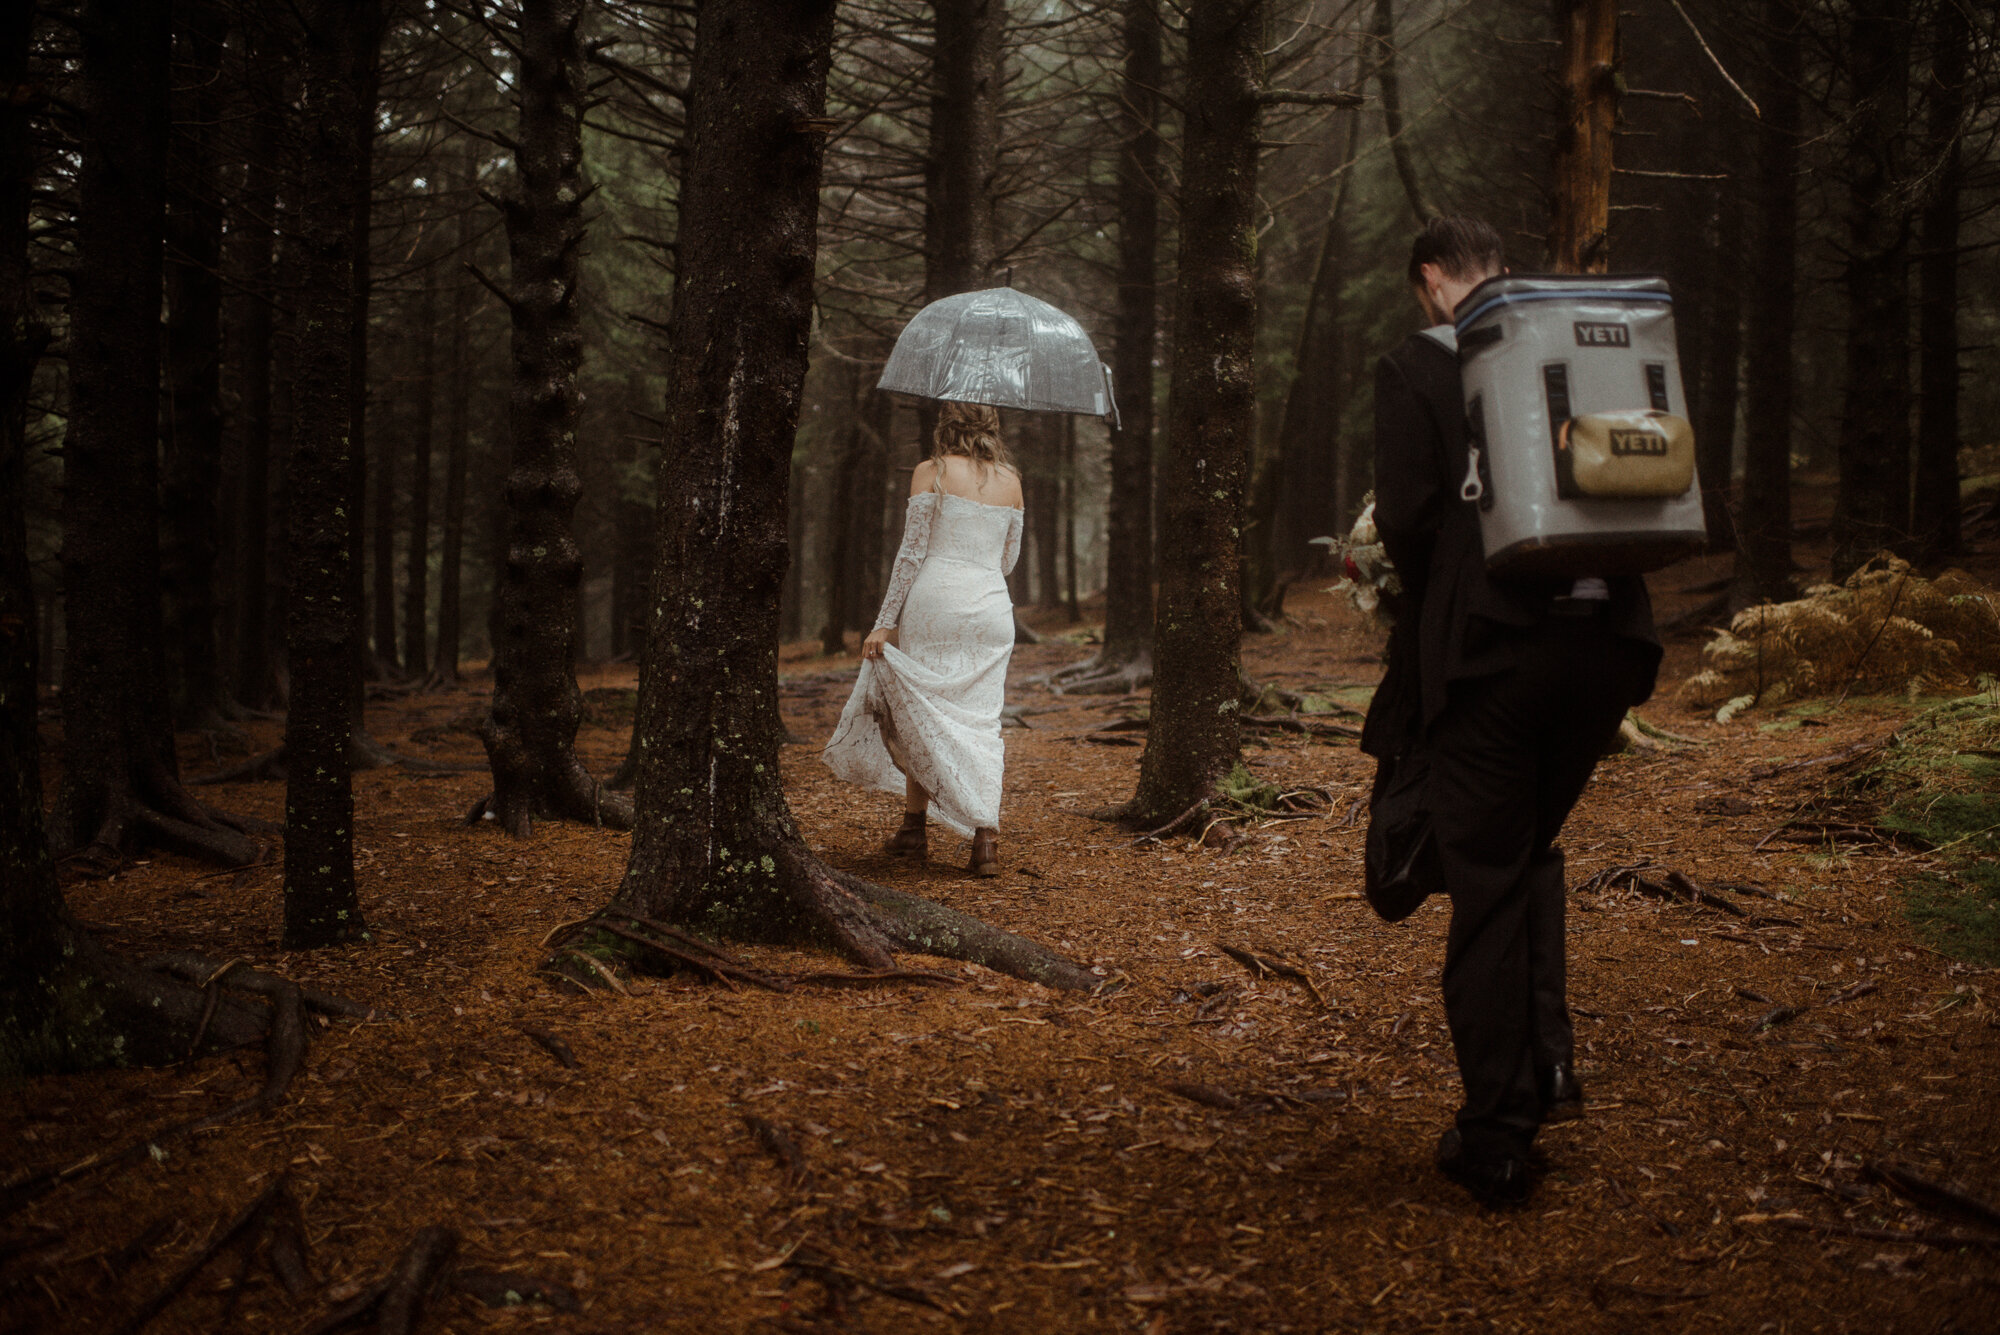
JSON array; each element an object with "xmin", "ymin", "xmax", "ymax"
[
  {"xmin": 162, "ymin": 0, "xmax": 230, "ymax": 727},
  {"xmin": 1117, "ymin": 0, "xmax": 1262, "ymax": 826},
  {"xmin": 1549, "ymin": 0, "xmax": 1616, "ymax": 273},
  {"xmin": 1058, "ymin": 0, "xmax": 1158, "ymax": 691},
  {"xmin": 282, "ymin": 0, "xmax": 370, "ymax": 948},
  {"xmin": 1733, "ymin": 0, "xmax": 1800, "ymax": 603},
  {"xmin": 1911, "ymin": 0, "xmax": 1966, "ymax": 566},
  {"xmin": 1829, "ymin": 0, "xmax": 1912, "ymax": 581},
  {"xmin": 601, "ymin": 0, "xmax": 1086, "ymax": 990},
  {"xmin": 473, "ymin": 0, "xmax": 629, "ymax": 836},
  {"xmin": 56, "ymin": 0, "xmax": 261, "ymax": 871}
]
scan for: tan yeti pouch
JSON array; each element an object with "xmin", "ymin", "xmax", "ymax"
[{"xmin": 1555, "ymin": 410, "xmax": 1695, "ymax": 499}]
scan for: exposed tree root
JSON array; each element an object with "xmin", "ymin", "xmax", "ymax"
[
  {"xmin": 112, "ymin": 1178, "xmax": 290, "ymax": 1335},
  {"xmin": 1046, "ymin": 649, "xmax": 1152, "ymax": 696},
  {"xmin": 3, "ymin": 949, "xmax": 370, "ymax": 1220},
  {"xmin": 302, "ymin": 1225, "xmax": 460, "ymax": 1335},
  {"xmin": 463, "ymin": 765, "xmax": 634, "ymax": 838},
  {"xmin": 60, "ymin": 775, "xmax": 272, "ymax": 875}
]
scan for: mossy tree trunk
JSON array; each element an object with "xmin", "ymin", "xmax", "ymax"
[
  {"xmin": 1115, "ymin": 0, "xmax": 1262, "ymax": 826},
  {"xmin": 599, "ymin": 0, "xmax": 1088, "ymax": 991},
  {"xmin": 471, "ymin": 0, "xmax": 631, "ymax": 836}
]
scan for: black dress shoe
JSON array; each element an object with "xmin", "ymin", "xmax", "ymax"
[
  {"xmin": 1435, "ymin": 1128, "xmax": 1535, "ymax": 1208},
  {"xmin": 1541, "ymin": 1061, "xmax": 1584, "ymax": 1123}
]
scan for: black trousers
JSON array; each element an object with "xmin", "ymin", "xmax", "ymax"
[{"xmin": 1427, "ymin": 617, "xmax": 1646, "ymax": 1156}]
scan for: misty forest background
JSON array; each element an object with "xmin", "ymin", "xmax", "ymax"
[{"xmin": 10, "ymin": 0, "xmax": 1997, "ymax": 711}]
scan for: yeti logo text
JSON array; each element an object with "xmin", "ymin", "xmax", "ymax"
[
  {"xmin": 1609, "ymin": 428, "xmax": 1668, "ymax": 457},
  {"xmin": 1573, "ymin": 321, "xmax": 1630, "ymax": 347}
]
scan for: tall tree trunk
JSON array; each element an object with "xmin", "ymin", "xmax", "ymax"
[
  {"xmin": 430, "ymin": 149, "xmax": 477, "ymax": 688},
  {"xmin": 346, "ymin": 0, "xmax": 385, "ymax": 710},
  {"xmin": 597, "ymin": 0, "xmax": 1084, "ymax": 990},
  {"xmin": 1694, "ymin": 132, "xmax": 1744, "ymax": 554},
  {"xmin": 1911, "ymin": 0, "xmax": 1966, "ymax": 565},
  {"xmin": 56, "ymin": 0, "xmax": 261, "ymax": 870},
  {"xmin": 473, "ymin": 0, "xmax": 629, "ymax": 835},
  {"xmin": 1061, "ymin": 413, "xmax": 1080, "ymax": 622},
  {"xmin": 1064, "ymin": 0, "xmax": 1159, "ymax": 690},
  {"xmin": 282, "ymin": 0, "xmax": 372, "ymax": 948},
  {"xmin": 404, "ymin": 260, "xmax": 437, "ymax": 672},
  {"xmin": 1733, "ymin": 0, "xmax": 1801, "ymax": 603},
  {"xmin": 1829, "ymin": 0, "xmax": 1912, "ymax": 580},
  {"xmin": 1370, "ymin": 0, "xmax": 1432, "ymax": 223},
  {"xmin": 850, "ymin": 372, "xmax": 891, "ymax": 629},
  {"xmin": 1118, "ymin": 0, "xmax": 1262, "ymax": 825},
  {"xmin": 925, "ymin": 0, "xmax": 1002, "ymax": 301},
  {"xmin": 1028, "ymin": 412, "xmax": 1063, "ymax": 611},
  {"xmin": 1270, "ymin": 101, "xmax": 1362, "ymax": 594},
  {"xmin": 1549, "ymin": 0, "xmax": 1617, "ymax": 273},
  {"xmin": 225, "ymin": 54, "xmax": 283, "ymax": 710},
  {"xmin": 610, "ymin": 369, "xmax": 653, "ymax": 659},
  {"xmin": 818, "ymin": 358, "xmax": 864, "ymax": 655},
  {"xmin": 162, "ymin": 0, "xmax": 230, "ymax": 728},
  {"xmin": 370, "ymin": 359, "xmax": 400, "ymax": 672}
]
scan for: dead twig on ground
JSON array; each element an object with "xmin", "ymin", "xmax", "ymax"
[
  {"xmin": 1216, "ymin": 942, "xmax": 1327, "ymax": 1006},
  {"xmin": 743, "ymin": 1116, "xmax": 810, "ymax": 1189},
  {"xmin": 113, "ymin": 1179, "xmax": 285, "ymax": 1335},
  {"xmin": 1865, "ymin": 1160, "xmax": 2000, "ymax": 1232},
  {"xmin": 515, "ymin": 1025, "xmax": 579, "ymax": 1068}
]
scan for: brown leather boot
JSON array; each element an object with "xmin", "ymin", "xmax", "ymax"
[
  {"xmin": 883, "ymin": 811, "xmax": 927, "ymax": 859},
  {"xmin": 968, "ymin": 828, "xmax": 1000, "ymax": 877}
]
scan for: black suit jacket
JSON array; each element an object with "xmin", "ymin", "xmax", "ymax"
[{"xmin": 1360, "ymin": 329, "xmax": 1661, "ymax": 757}]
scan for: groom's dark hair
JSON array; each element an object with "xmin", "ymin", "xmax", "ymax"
[{"xmin": 1407, "ymin": 216, "xmax": 1505, "ymax": 285}]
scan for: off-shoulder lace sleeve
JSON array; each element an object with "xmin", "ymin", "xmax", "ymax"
[
  {"xmin": 1001, "ymin": 507, "xmax": 1024, "ymax": 579},
  {"xmin": 873, "ymin": 491, "xmax": 940, "ymax": 629}
]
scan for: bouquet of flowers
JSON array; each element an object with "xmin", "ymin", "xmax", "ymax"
[{"xmin": 1317, "ymin": 492, "xmax": 1402, "ymax": 629}]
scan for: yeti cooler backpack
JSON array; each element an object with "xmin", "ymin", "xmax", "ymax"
[{"xmin": 1453, "ymin": 274, "xmax": 1707, "ymax": 576}]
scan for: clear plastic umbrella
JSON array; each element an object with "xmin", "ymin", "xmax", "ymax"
[{"xmin": 878, "ymin": 287, "xmax": 1119, "ymax": 426}]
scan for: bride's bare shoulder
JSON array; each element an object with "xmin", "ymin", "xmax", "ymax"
[{"xmin": 910, "ymin": 458, "xmax": 940, "ymax": 496}]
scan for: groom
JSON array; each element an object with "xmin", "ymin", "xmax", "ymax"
[{"xmin": 1367, "ymin": 217, "xmax": 1661, "ymax": 1205}]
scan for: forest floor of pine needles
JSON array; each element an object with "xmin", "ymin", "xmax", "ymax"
[{"xmin": 8, "ymin": 535, "xmax": 2000, "ymax": 1333}]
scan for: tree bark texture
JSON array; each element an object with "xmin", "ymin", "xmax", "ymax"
[
  {"xmin": 56, "ymin": 0, "xmax": 261, "ymax": 870},
  {"xmin": 1123, "ymin": 0, "xmax": 1262, "ymax": 824},
  {"xmin": 430, "ymin": 149, "xmax": 477, "ymax": 687},
  {"xmin": 1734, "ymin": 0, "xmax": 1801, "ymax": 603},
  {"xmin": 925, "ymin": 0, "xmax": 1003, "ymax": 301},
  {"xmin": 1072, "ymin": 0, "xmax": 1160, "ymax": 686},
  {"xmin": 607, "ymin": 0, "xmax": 1086, "ymax": 989},
  {"xmin": 348, "ymin": 0, "xmax": 385, "ymax": 695},
  {"xmin": 1371, "ymin": 0, "xmax": 1433, "ymax": 223},
  {"xmin": 403, "ymin": 261, "xmax": 437, "ymax": 674},
  {"xmin": 474, "ymin": 0, "xmax": 629, "ymax": 836},
  {"xmin": 1912, "ymin": 0, "xmax": 1966, "ymax": 565},
  {"xmin": 1829, "ymin": 0, "xmax": 1912, "ymax": 580},
  {"xmin": 224, "ymin": 49, "xmax": 284, "ymax": 710},
  {"xmin": 611, "ymin": 371, "xmax": 654, "ymax": 658},
  {"xmin": 1549, "ymin": 0, "xmax": 1617, "ymax": 273},
  {"xmin": 162, "ymin": 0, "xmax": 229, "ymax": 727},
  {"xmin": 282, "ymin": 0, "xmax": 370, "ymax": 948}
]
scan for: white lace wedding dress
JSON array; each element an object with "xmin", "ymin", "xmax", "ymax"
[{"xmin": 822, "ymin": 487, "xmax": 1023, "ymax": 837}]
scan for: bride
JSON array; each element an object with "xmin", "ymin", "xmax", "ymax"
[{"xmin": 822, "ymin": 401, "xmax": 1023, "ymax": 876}]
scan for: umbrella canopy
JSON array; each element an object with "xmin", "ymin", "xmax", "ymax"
[{"xmin": 878, "ymin": 287, "xmax": 1118, "ymax": 425}]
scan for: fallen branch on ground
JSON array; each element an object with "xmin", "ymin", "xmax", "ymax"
[{"xmin": 1216, "ymin": 943, "xmax": 1327, "ymax": 1006}]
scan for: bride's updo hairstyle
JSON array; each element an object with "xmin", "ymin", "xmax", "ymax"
[{"xmin": 932, "ymin": 400, "xmax": 1012, "ymax": 474}]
